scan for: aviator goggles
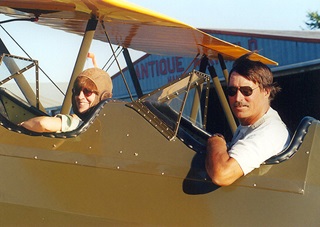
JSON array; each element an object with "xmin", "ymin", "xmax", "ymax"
[
  {"xmin": 72, "ymin": 87, "xmax": 97, "ymax": 97},
  {"xmin": 226, "ymin": 86, "xmax": 259, "ymax": 97}
]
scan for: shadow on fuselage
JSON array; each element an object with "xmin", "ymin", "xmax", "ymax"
[{"xmin": 183, "ymin": 152, "xmax": 220, "ymax": 195}]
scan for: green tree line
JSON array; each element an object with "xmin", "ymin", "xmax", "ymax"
[{"xmin": 306, "ymin": 11, "xmax": 320, "ymax": 30}]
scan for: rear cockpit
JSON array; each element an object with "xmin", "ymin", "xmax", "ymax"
[{"xmin": 127, "ymin": 68, "xmax": 319, "ymax": 165}]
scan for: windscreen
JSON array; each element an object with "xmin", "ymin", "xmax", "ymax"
[{"xmin": 132, "ymin": 70, "xmax": 210, "ymax": 140}]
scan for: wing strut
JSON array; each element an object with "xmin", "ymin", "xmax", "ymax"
[
  {"xmin": 0, "ymin": 39, "xmax": 45, "ymax": 112},
  {"xmin": 123, "ymin": 48, "xmax": 143, "ymax": 98},
  {"xmin": 60, "ymin": 18, "xmax": 98, "ymax": 114},
  {"xmin": 100, "ymin": 21, "xmax": 134, "ymax": 101},
  {"xmin": 218, "ymin": 54, "xmax": 229, "ymax": 83}
]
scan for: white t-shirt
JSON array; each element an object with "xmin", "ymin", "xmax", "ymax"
[{"xmin": 228, "ymin": 107, "xmax": 290, "ymax": 175}]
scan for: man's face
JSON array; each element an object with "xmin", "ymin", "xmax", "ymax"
[{"xmin": 228, "ymin": 72, "xmax": 270, "ymax": 126}]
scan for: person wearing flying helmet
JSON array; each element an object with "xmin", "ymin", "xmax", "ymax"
[{"xmin": 20, "ymin": 68, "xmax": 113, "ymax": 132}]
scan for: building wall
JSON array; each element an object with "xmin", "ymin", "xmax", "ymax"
[{"xmin": 208, "ymin": 30, "xmax": 320, "ymax": 67}]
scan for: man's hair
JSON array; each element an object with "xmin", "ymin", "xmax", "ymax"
[{"xmin": 229, "ymin": 52, "xmax": 280, "ymax": 101}]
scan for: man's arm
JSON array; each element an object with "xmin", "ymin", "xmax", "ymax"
[
  {"xmin": 205, "ymin": 135, "xmax": 244, "ymax": 186},
  {"xmin": 20, "ymin": 116, "xmax": 62, "ymax": 132}
]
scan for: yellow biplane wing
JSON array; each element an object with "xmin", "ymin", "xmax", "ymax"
[{"xmin": 0, "ymin": 0, "xmax": 277, "ymax": 65}]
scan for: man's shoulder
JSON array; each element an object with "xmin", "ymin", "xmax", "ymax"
[{"xmin": 265, "ymin": 107, "xmax": 285, "ymax": 124}]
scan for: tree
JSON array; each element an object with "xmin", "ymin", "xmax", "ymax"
[{"xmin": 305, "ymin": 11, "xmax": 320, "ymax": 30}]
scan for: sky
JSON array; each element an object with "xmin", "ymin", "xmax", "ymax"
[
  {"xmin": 0, "ymin": 0, "xmax": 319, "ymax": 85},
  {"xmin": 130, "ymin": 0, "xmax": 319, "ymax": 31}
]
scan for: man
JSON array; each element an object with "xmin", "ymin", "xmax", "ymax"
[
  {"xmin": 205, "ymin": 53, "xmax": 290, "ymax": 186},
  {"xmin": 20, "ymin": 67, "xmax": 113, "ymax": 132}
]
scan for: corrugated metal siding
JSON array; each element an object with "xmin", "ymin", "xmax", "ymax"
[
  {"xmin": 112, "ymin": 30, "xmax": 320, "ymax": 99},
  {"xmin": 211, "ymin": 33, "xmax": 320, "ymax": 67}
]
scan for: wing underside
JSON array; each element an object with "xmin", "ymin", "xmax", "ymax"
[{"xmin": 0, "ymin": 0, "xmax": 277, "ymax": 64}]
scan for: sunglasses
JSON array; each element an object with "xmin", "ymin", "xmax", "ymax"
[
  {"xmin": 226, "ymin": 86, "xmax": 259, "ymax": 97},
  {"xmin": 72, "ymin": 87, "xmax": 97, "ymax": 97}
]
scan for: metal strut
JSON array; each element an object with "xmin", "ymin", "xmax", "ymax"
[
  {"xmin": 123, "ymin": 48, "xmax": 143, "ymax": 98},
  {"xmin": 0, "ymin": 24, "xmax": 65, "ymax": 97},
  {"xmin": 100, "ymin": 21, "xmax": 134, "ymax": 101},
  {"xmin": 61, "ymin": 18, "xmax": 98, "ymax": 114}
]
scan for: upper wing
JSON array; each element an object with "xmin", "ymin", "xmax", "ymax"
[{"xmin": 0, "ymin": 0, "xmax": 277, "ymax": 65}]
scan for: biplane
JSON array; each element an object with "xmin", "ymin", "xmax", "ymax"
[{"xmin": 0, "ymin": 0, "xmax": 319, "ymax": 226}]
